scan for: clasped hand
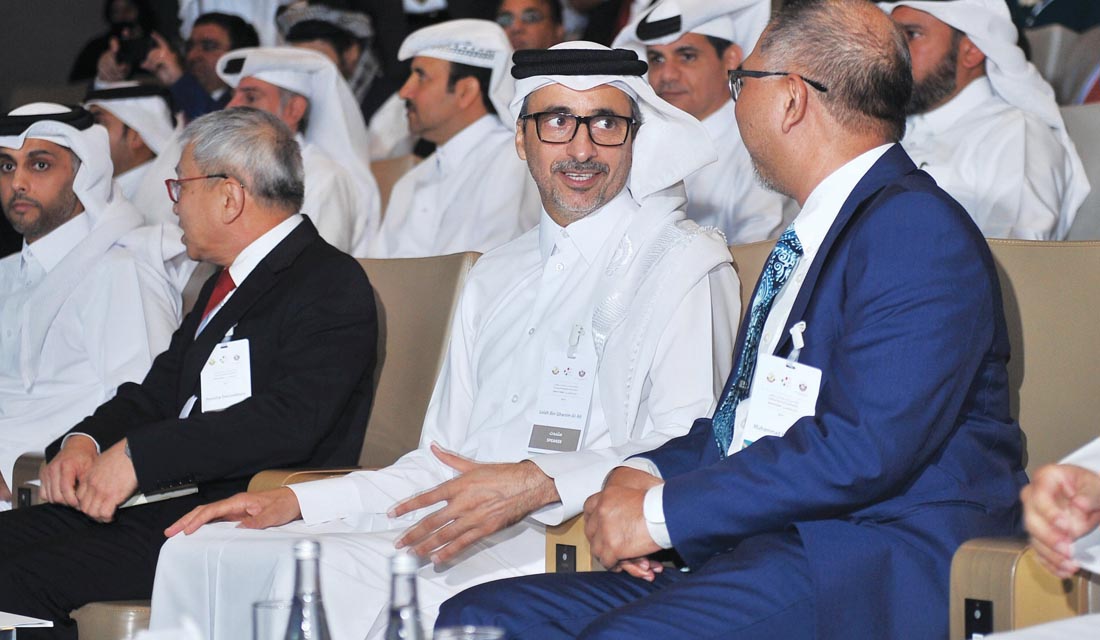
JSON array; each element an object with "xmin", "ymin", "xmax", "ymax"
[
  {"xmin": 40, "ymin": 436, "xmax": 137, "ymax": 523},
  {"xmin": 390, "ymin": 442, "xmax": 558, "ymax": 566},
  {"xmin": 583, "ymin": 466, "xmax": 664, "ymax": 581}
]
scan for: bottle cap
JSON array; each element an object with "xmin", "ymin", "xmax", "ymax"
[
  {"xmin": 293, "ymin": 539, "xmax": 321, "ymax": 560},
  {"xmin": 391, "ymin": 552, "xmax": 419, "ymax": 574}
]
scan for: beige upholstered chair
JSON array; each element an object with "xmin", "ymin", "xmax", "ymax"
[
  {"xmin": 1024, "ymin": 24, "xmax": 1080, "ymax": 87},
  {"xmin": 1056, "ymin": 26, "xmax": 1100, "ymax": 105},
  {"xmin": 370, "ymin": 154, "xmax": 421, "ymax": 216},
  {"xmin": 1063, "ymin": 104, "xmax": 1100, "ymax": 240},
  {"xmin": 950, "ymin": 240, "xmax": 1100, "ymax": 638},
  {"xmin": 33, "ymin": 252, "xmax": 478, "ymax": 640},
  {"xmin": 546, "ymin": 240, "xmax": 771, "ymax": 572}
]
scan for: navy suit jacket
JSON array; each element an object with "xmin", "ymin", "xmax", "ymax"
[
  {"xmin": 644, "ymin": 145, "xmax": 1027, "ymax": 639},
  {"xmin": 47, "ymin": 218, "xmax": 377, "ymax": 503}
]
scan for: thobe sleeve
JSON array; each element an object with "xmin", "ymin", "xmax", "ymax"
[{"xmin": 528, "ymin": 264, "xmax": 740, "ymax": 524}]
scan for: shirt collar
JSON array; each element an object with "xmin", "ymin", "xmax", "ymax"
[
  {"xmin": 792, "ymin": 143, "xmax": 894, "ymax": 260},
  {"xmin": 227, "ymin": 214, "xmax": 304, "ymax": 285},
  {"xmin": 434, "ymin": 115, "xmax": 501, "ymax": 176},
  {"xmin": 23, "ymin": 211, "xmax": 92, "ymax": 274},
  {"xmin": 538, "ymin": 189, "xmax": 632, "ymax": 264},
  {"xmin": 906, "ymin": 76, "xmax": 993, "ymax": 137}
]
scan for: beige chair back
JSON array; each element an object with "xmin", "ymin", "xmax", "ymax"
[
  {"xmin": 1064, "ymin": 104, "xmax": 1100, "ymax": 240},
  {"xmin": 357, "ymin": 252, "xmax": 479, "ymax": 468},
  {"xmin": 1024, "ymin": 24, "xmax": 1080, "ymax": 86},
  {"xmin": 729, "ymin": 240, "xmax": 775, "ymax": 321},
  {"xmin": 1056, "ymin": 25, "xmax": 1100, "ymax": 104},
  {"xmin": 370, "ymin": 154, "xmax": 422, "ymax": 216},
  {"xmin": 987, "ymin": 239, "xmax": 1100, "ymax": 472}
]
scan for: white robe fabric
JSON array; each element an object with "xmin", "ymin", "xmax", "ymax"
[
  {"xmin": 300, "ymin": 140, "xmax": 378, "ymax": 257},
  {"xmin": 0, "ymin": 210, "xmax": 180, "ymax": 499},
  {"xmin": 367, "ymin": 93, "xmax": 414, "ymax": 161},
  {"xmin": 150, "ymin": 190, "xmax": 740, "ymax": 640},
  {"xmin": 902, "ymin": 78, "xmax": 1078, "ymax": 239},
  {"xmin": 115, "ymin": 161, "xmax": 151, "ymax": 202},
  {"xmin": 686, "ymin": 101, "xmax": 785, "ymax": 243},
  {"xmin": 366, "ymin": 115, "xmax": 541, "ymax": 258}
]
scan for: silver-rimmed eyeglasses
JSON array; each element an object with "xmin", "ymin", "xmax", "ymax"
[{"xmin": 728, "ymin": 67, "xmax": 829, "ymax": 102}]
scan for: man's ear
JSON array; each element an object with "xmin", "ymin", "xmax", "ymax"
[
  {"xmin": 220, "ymin": 179, "xmax": 246, "ymax": 223},
  {"xmin": 283, "ymin": 94, "xmax": 310, "ymax": 130},
  {"xmin": 779, "ymin": 74, "xmax": 810, "ymax": 134},
  {"xmin": 514, "ymin": 118, "xmax": 529, "ymax": 161},
  {"xmin": 454, "ymin": 76, "xmax": 483, "ymax": 111},
  {"xmin": 722, "ymin": 43, "xmax": 744, "ymax": 72},
  {"xmin": 124, "ymin": 127, "xmax": 146, "ymax": 152},
  {"xmin": 958, "ymin": 35, "xmax": 986, "ymax": 71}
]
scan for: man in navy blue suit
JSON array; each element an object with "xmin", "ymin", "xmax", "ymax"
[{"xmin": 436, "ymin": 0, "xmax": 1027, "ymax": 638}]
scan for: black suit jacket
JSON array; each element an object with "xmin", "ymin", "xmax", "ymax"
[{"xmin": 47, "ymin": 218, "xmax": 377, "ymax": 502}]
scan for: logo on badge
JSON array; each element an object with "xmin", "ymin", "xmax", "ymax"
[
  {"xmin": 798, "ymin": 382, "xmax": 807, "ymax": 392},
  {"xmin": 552, "ymin": 367, "xmax": 560, "ymax": 375},
  {"xmin": 578, "ymin": 370, "xmax": 586, "ymax": 378},
  {"xmin": 766, "ymin": 373, "xmax": 776, "ymax": 383}
]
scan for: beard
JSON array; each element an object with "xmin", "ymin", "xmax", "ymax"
[
  {"xmin": 5, "ymin": 189, "xmax": 80, "ymax": 243},
  {"xmin": 906, "ymin": 46, "xmax": 959, "ymax": 115}
]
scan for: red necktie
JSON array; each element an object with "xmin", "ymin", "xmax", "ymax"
[
  {"xmin": 201, "ymin": 269, "xmax": 236, "ymax": 319},
  {"xmin": 1084, "ymin": 74, "xmax": 1100, "ymax": 104}
]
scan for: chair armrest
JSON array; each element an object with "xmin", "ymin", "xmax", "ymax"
[
  {"xmin": 12, "ymin": 452, "xmax": 45, "ymax": 509},
  {"xmin": 247, "ymin": 467, "xmax": 363, "ymax": 493},
  {"xmin": 545, "ymin": 515, "xmax": 603, "ymax": 573},
  {"xmin": 949, "ymin": 536, "xmax": 1099, "ymax": 639}
]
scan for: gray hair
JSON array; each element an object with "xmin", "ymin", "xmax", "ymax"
[
  {"xmin": 179, "ymin": 107, "xmax": 305, "ymax": 212},
  {"xmin": 759, "ymin": 0, "xmax": 912, "ymax": 142}
]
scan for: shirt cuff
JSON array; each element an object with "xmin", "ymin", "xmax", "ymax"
[
  {"xmin": 620, "ymin": 457, "xmax": 662, "ymax": 480},
  {"xmin": 61, "ymin": 433, "xmax": 100, "ymax": 454},
  {"xmin": 289, "ymin": 475, "xmax": 363, "ymax": 525},
  {"xmin": 643, "ymin": 484, "xmax": 672, "ymax": 549}
]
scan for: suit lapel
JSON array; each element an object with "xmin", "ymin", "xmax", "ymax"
[
  {"xmin": 178, "ymin": 219, "xmax": 320, "ymax": 403},
  {"xmin": 772, "ymin": 144, "xmax": 917, "ymax": 356}
]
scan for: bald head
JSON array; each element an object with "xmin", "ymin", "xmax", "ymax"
[{"xmin": 758, "ymin": 0, "xmax": 911, "ymax": 141}]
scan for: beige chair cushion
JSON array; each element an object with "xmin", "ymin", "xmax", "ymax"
[
  {"xmin": 1063, "ymin": 104, "xmax": 1100, "ymax": 240},
  {"xmin": 370, "ymin": 154, "xmax": 421, "ymax": 216}
]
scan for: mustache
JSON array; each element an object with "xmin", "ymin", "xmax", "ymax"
[
  {"xmin": 404, "ymin": 99, "xmax": 416, "ymax": 114},
  {"xmin": 6, "ymin": 194, "xmax": 40, "ymax": 210},
  {"xmin": 552, "ymin": 160, "xmax": 608, "ymax": 174}
]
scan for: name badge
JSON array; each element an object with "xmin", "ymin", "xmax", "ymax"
[
  {"xmin": 200, "ymin": 338, "xmax": 252, "ymax": 412},
  {"xmin": 738, "ymin": 354, "xmax": 821, "ymax": 452},
  {"xmin": 528, "ymin": 347, "xmax": 597, "ymax": 453}
]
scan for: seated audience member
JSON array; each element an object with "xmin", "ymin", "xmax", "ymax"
[
  {"xmin": 148, "ymin": 43, "xmax": 740, "ymax": 640},
  {"xmin": 0, "ymin": 107, "xmax": 378, "ymax": 640},
  {"xmin": 497, "ymin": 0, "xmax": 566, "ymax": 50},
  {"xmin": 881, "ymin": 0, "xmax": 1090, "ymax": 240},
  {"xmin": 615, "ymin": 0, "xmax": 786, "ymax": 243},
  {"xmin": 438, "ymin": 2, "xmax": 1027, "ymax": 638},
  {"xmin": 217, "ymin": 46, "xmax": 382, "ymax": 255},
  {"xmin": 278, "ymin": 2, "xmax": 393, "ymax": 122},
  {"xmin": 1006, "ymin": 0, "xmax": 1100, "ymax": 32},
  {"xmin": 84, "ymin": 83, "xmax": 177, "ymax": 203},
  {"xmin": 365, "ymin": 20, "xmax": 541, "ymax": 258},
  {"xmin": 100, "ymin": 12, "xmax": 260, "ymax": 122},
  {"xmin": 0, "ymin": 103, "xmax": 179, "ymax": 509},
  {"xmin": 176, "ymin": 0, "xmax": 285, "ymax": 49}
]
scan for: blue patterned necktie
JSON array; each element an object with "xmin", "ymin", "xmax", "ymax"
[{"xmin": 712, "ymin": 226, "xmax": 804, "ymax": 457}]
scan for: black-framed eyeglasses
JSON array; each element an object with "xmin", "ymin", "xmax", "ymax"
[
  {"xmin": 496, "ymin": 9, "xmax": 546, "ymax": 27},
  {"xmin": 728, "ymin": 67, "xmax": 829, "ymax": 102},
  {"xmin": 518, "ymin": 111, "xmax": 637, "ymax": 147},
  {"xmin": 165, "ymin": 174, "xmax": 244, "ymax": 203}
]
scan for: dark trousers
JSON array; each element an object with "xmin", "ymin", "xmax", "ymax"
[
  {"xmin": 437, "ymin": 531, "xmax": 816, "ymax": 640},
  {"xmin": 0, "ymin": 496, "xmax": 203, "ymax": 640}
]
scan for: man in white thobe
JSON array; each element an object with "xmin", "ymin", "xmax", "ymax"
[
  {"xmin": 149, "ymin": 42, "xmax": 740, "ymax": 640},
  {"xmin": 881, "ymin": 0, "xmax": 1090, "ymax": 240},
  {"xmin": 0, "ymin": 103, "xmax": 179, "ymax": 509},
  {"xmin": 614, "ymin": 0, "xmax": 786, "ymax": 244},
  {"xmin": 215, "ymin": 47, "xmax": 382, "ymax": 256},
  {"xmin": 365, "ymin": 19, "xmax": 542, "ymax": 258},
  {"xmin": 84, "ymin": 83, "xmax": 179, "ymax": 222}
]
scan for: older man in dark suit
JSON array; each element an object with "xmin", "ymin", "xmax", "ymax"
[{"xmin": 0, "ymin": 107, "xmax": 377, "ymax": 640}]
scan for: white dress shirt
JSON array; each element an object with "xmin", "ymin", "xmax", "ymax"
[
  {"xmin": 0, "ymin": 211, "xmax": 180, "ymax": 501},
  {"xmin": 366, "ymin": 115, "xmax": 542, "ymax": 258},
  {"xmin": 636, "ymin": 145, "xmax": 893, "ymax": 548},
  {"xmin": 902, "ymin": 77, "xmax": 1077, "ymax": 240},
  {"xmin": 685, "ymin": 101, "xmax": 787, "ymax": 244},
  {"xmin": 299, "ymin": 140, "xmax": 380, "ymax": 257},
  {"xmin": 150, "ymin": 191, "xmax": 739, "ymax": 640}
]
